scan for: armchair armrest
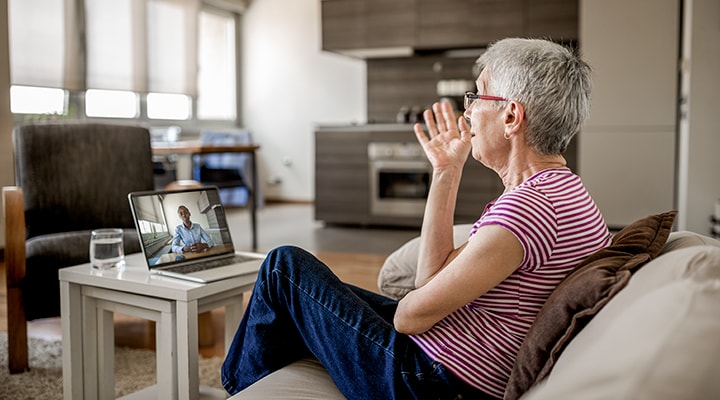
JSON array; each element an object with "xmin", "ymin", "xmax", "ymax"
[
  {"xmin": 4, "ymin": 186, "xmax": 26, "ymax": 290},
  {"xmin": 3, "ymin": 186, "xmax": 29, "ymax": 372}
]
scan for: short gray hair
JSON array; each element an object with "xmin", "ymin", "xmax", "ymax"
[{"xmin": 477, "ymin": 38, "xmax": 592, "ymax": 154}]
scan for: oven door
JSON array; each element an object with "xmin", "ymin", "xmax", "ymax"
[{"xmin": 369, "ymin": 160, "xmax": 431, "ymax": 217}]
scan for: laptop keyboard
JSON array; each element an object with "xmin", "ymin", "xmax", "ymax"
[{"xmin": 164, "ymin": 254, "xmax": 259, "ymax": 274}]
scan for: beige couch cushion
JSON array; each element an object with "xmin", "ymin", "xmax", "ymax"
[
  {"xmin": 377, "ymin": 224, "xmax": 472, "ymax": 299},
  {"xmin": 520, "ymin": 242, "xmax": 720, "ymax": 400},
  {"xmin": 229, "ymin": 358, "xmax": 346, "ymax": 399},
  {"xmin": 659, "ymin": 229, "xmax": 720, "ymax": 255}
]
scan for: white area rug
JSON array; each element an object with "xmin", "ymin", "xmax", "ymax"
[{"xmin": 0, "ymin": 332, "xmax": 225, "ymax": 399}]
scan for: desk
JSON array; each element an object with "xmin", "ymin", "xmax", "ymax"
[
  {"xmin": 60, "ymin": 253, "xmax": 259, "ymax": 400},
  {"xmin": 153, "ymin": 141, "xmax": 260, "ymax": 250}
]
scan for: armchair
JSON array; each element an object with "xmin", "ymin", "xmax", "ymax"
[{"xmin": 2, "ymin": 122, "xmax": 156, "ymax": 373}]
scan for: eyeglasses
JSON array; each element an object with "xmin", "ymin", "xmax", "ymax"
[{"xmin": 464, "ymin": 91, "xmax": 508, "ymax": 110}]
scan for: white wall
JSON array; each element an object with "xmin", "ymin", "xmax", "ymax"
[
  {"xmin": 677, "ymin": 0, "xmax": 720, "ymax": 233},
  {"xmin": 580, "ymin": 0, "xmax": 720, "ymax": 234},
  {"xmin": 241, "ymin": 0, "xmax": 366, "ymax": 201},
  {"xmin": 579, "ymin": 0, "xmax": 679, "ymax": 228}
]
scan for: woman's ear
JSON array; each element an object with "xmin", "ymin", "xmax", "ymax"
[{"xmin": 504, "ymin": 101, "xmax": 525, "ymax": 132}]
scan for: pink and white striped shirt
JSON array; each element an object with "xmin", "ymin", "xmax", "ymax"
[{"xmin": 410, "ymin": 167, "xmax": 611, "ymax": 398}]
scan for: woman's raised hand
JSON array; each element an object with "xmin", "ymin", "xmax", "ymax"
[{"xmin": 413, "ymin": 101, "xmax": 472, "ymax": 170}]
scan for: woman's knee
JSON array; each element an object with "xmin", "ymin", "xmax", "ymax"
[
  {"xmin": 262, "ymin": 245, "xmax": 318, "ymax": 275},
  {"xmin": 270, "ymin": 245, "xmax": 307, "ymax": 256}
]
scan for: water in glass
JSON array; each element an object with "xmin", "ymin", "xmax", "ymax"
[{"xmin": 90, "ymin": 229, "xmax": 125, "ymax": 270}]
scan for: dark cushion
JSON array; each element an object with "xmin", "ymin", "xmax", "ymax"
[
  {"xmin": 504, "ymin": 210, "xmax": 678, "ymax": 400},
  {"xmin": 14, "ymin": 122, "xmax": 155, "ymax": 239},
  {"xmin": 22, "ymin": 229, "xmax": 141, "ymax": 320}
]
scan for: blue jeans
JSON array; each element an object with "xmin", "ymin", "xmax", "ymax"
[{"xmin": 221, "ymin": 245, "xmax": 498, "ymax": 400}]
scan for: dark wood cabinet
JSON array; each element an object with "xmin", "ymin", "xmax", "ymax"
[
  {"xmin": 416, "ymin": 0, "xmax": 525, "ymax": 50},
  {"xmin": 315, "ymin": 129, "xmax": 371, "ymax": 224},
  {"xmin": 365, "ymin": 0, "xmax": 417, "ymax": 48},
  {"xmin": 321, "ymin": 0, "xmax": 578, "ymax": 54},
  {"xmin": 321, "ymin": 0, "xmax": 366, "ymax": 50},
  {"xmin": 524, "ymin": 0, "xmax": 578, "ymax": 42},
  {"xmin": 321, "ymin": 0, "xmax": 416, "ymax": 51}
]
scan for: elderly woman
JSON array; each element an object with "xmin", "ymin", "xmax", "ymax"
[{"xmin": 222, "ymin": 38, "xmax": 611, "ymax": 400}]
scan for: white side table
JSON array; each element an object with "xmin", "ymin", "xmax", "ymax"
[{"xmin": 59, "ymin": 253, "xmax": 259, "ymax": 400}]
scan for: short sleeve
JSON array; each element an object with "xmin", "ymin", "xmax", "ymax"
[{"xmin": 477, "ymin": 187, "xmax": 558, "ymax": 272}]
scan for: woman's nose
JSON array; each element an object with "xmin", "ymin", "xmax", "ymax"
[{"xmin": 463, "ymin": 109, "xmax": 472, "ymax": 125}]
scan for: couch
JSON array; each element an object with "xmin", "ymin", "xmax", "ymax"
[{"xmin": 229, "ymin": 213, "xmax": 720, "ymax": 399}]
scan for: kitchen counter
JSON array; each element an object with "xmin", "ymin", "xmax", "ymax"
[{"xmin": 315, "ymin": 123, "xmax": 419, "ymax": 133}]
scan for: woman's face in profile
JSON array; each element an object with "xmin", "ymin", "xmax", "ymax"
[{"xmin": 467, "ymin": 71, "xmax": 507, "ymax": 165}]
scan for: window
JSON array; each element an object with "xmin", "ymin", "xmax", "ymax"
[
  {"xmin": 197, "ymin": 9, "xmax": 236, "ymax": 120},
  {"xmin": 85, "ymin": 90, "xmax": 139, "ymax": 119},
  {"xmin": 8, "ymin": 0, "xmax": 241, "ymax": 124},
  {"xmin": 10, "ymin": 86, "xmax": 66, "ymax": 115},
  {"xmin": 147, "ymin": 93, "xmax": 192, "ymax": 120}
]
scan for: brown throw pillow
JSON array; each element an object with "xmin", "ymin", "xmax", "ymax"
[{"xmin": 503, "ymin": 210, "xmax": 678, "ymax": 400}]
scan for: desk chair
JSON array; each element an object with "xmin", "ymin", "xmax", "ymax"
[
  {"xmin": 193, "ymin": 130, "xmax": 260, "ymax": 250},
  {"xmin": 194, "ymin": 130, "xmax": 257, "ymax": 208},
  {"xmin": 2, "ymin": 122, "xmax": 155, "ymax": 373}
]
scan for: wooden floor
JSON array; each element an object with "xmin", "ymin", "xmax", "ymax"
[{"xmin": 0, "ymin": 250, "xmax": 387, "ymax": 359}]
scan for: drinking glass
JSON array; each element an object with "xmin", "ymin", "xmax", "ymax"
[{"xmin": 90, "ymin": 228, "xmax": 125, "ymax": 270}]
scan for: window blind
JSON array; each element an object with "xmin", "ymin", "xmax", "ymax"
[
  {"xmin": 9, "ymin": 0, "xmax": 200, "ymax": 96},
  {"xmin": 8, "ymin": 0, "xmax": 82, "ymax": 89},
  {"xmin": 86, "ymin": 0, "xmax": 199, "ymax": 95}
]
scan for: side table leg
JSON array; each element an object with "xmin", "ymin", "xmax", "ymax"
[
  {"xmin": 156, "ymin": 307, "xmax": 178, "ymax": 400},
  {"xmin": 61, "ymin": 281, "xmax": 85, "ymax": 400},
  {"xmin": 97, "ymin": 308, "xmax": 115, "ymax": 400},
  {"xmin": 224, "ymin": 294, "xmax": 245, "ymax": 356},
  {"xmin": 81, "ymin": 293, "xmax": 99, "ymax": 397},
  {"xmin": 176, "ymin": 300, "xmax": 200, "ymax": 400}
]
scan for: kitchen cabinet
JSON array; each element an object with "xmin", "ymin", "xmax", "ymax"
[
  {"xmin": 315, "ymin": 129, "xmax": 371, "ymax": 225},
  {"xmin": 321, "ymin": 0, "xmax": 578, "ymax": 54},
  {"xmin": 525, "ymin": 0, "xmax": 578, "ymax": 41},
  {"xmin": 321, "ymin": 0, "xmax": 366, "ymax": 50},
  {"xmin": 416, "ymin": 0, "xmax": 525, "ymax": 50},
  {"xmin": 321, "ymin": 0, "xmax": 416, "ymax": 52},
  {"xmin": 365, "ymin": 0, "xmax": 416, "ymax": 48}
]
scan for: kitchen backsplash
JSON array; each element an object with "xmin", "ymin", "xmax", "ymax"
[{"xmin": 366, "ymin": 54, "xmax": 480, "ymax": 123}]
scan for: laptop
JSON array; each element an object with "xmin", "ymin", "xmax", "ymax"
[{"xmin": 128, "ymin": 186, "xmax": 264, "ymax": 283}]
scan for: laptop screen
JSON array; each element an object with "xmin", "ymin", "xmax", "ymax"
[{"xmin": 128, "ymin": 187, "xmax": 236, "ymax": 268}]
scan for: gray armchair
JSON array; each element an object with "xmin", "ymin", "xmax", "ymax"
[{"xmin": 2, "ymin": 122, "xmax": 155, "ymax": 373}]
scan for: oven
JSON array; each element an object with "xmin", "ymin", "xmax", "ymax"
[{"xmin": 368, "ymin": 142, "xmax": 431, "ymax": 217}]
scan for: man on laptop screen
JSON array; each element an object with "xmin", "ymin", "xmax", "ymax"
[
  {"xmin": 129, "ymin": 186, "xmax": 263, "ymax": 283},
  {"xmin": 172, "ymin": 204, "xmax": 215, "ymax": 255}
]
